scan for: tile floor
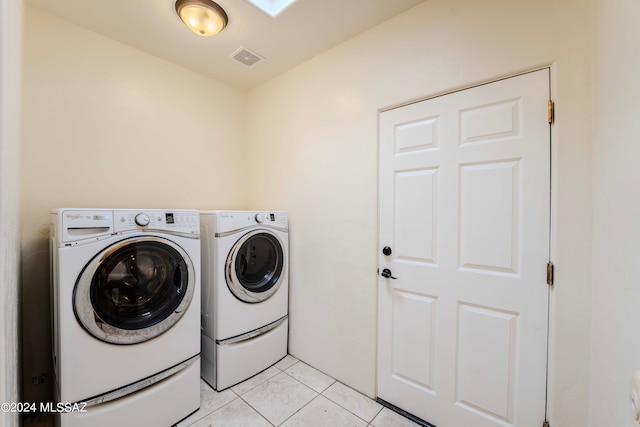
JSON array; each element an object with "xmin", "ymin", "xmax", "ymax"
[
  {"xmin": 177, "ymin": 355, "xmax": 421, "ymax": 427},
  {"xmin": 23, "ymin": 355, "xmax": 421, "ymax": 427}
]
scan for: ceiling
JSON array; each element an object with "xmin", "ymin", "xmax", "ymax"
[{"xmin": 25, "ymin": 0, "xmax": 425, "ymax": 90}]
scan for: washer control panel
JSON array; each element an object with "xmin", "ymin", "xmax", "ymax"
[
  {"xmin": 54, "ymin": 208, "xmax": 200, "ymax": 246},
  {"xmin": 113, "ymin": 210, "xmax": 200, "ymax": 235}
]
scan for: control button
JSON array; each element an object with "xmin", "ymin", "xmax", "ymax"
[
  {"xmin": 134, "ymin": 213, "xmax": 150, "ymax": 227},
  {"xmin": 255, "ymin": 214, "xmax": 264, "ymax": 223}
]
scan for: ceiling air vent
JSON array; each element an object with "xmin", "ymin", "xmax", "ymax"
[{"xmin": 229, "ymin": 47, "xmax": 265, "ymax": 68}]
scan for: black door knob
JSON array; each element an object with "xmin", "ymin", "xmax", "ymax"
[
  {"xmin": 382, "ymin": 246, "xmax": 392, "ymax": 256},
  {"xmin": 381, "ymin": 268, "xmax": 398, "ymax": 279}
]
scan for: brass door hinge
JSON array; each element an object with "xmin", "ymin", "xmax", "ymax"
[
  {"xmin": 548, "ymin": 100, "xmax": 554, "ymax": 124},
  {"xmin": 546, "ymin": 262, "xmax": 554, "ymax": 286},
  {"xmin": 543, "ymin": 421, "xmax": 550, "ymax": 427}
]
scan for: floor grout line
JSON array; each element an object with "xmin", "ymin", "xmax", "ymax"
[
  {"xmin": 237, "ymin": 394, "xmax": 277, "ymax": 427},
  {"xmin": 320, "ymin": 381, "xmax": 385, "ymax": 424},
  {"xmin": 275, "ymin": 392, "xmax": 322, "ymax": 426}
]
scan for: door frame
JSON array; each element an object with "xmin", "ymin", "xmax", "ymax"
[{"xmin": 374, "ymin": 65, "xmax": 556, "ymax": 424}]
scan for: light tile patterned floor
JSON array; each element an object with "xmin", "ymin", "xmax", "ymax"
[{"xmin": 177, "ymin": 355, "xmax": 421, "ymax": 427}]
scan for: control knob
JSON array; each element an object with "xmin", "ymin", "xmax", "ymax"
[
  {"xmin": 255, "ymin": 214, "xmax": 264, "ymax": 223},
  {"xmin": 134, "ymin": 213, "xmax": 150, "ymax": 227}
]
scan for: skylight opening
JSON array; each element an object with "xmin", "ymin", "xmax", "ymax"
[{"xmin": 245, "ymin": 0, "xmax": 298, "ymax": 17}]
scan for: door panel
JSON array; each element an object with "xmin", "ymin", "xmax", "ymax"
[
  {"xmin": 456, "ymin": 303, "xmax": 517, "ymax": 422},
  {"xmin": 378, "ymin": 69, "xmax": 550, "ymax": 427},
  {"xmin": 459, "ymin": 160, "xmax": 519, "ymax": 273},
  {"xmin": 394, "ymin": 169, "xmax": 438, "ymax": 264},
  {"xmin": 394, "ymin": 116, "xmax": 439, "ymax": 153},
  {"xmin": 392, "ymin": 290, "xmax": 436, "ymax": 392},
  {"xmin": 459, "ymin": 97, "xmax": 521, "ymax": 144}
]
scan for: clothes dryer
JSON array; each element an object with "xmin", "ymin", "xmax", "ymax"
[
  {"xmin": 200, "ymin": 211, "xmax": 288, "ymax": 390},
  {"xmin": 50, "ymin": 209, "xmax": 201, "ymax": 427}
]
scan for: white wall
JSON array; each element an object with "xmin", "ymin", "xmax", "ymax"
[
  {"xmin": 20, "ymin": 7, "xmax": 247, "ymax": 403},
  {"xmin": 0, "ymin": 0, "xmax": 22, "ymax": 425},
  {"xmin": 246, "ymin": 0, "xmax": 593, "ymax": 425},
  {"xmin": 590, "ymin": 0, "xmax": 640, "ymax": 425}
]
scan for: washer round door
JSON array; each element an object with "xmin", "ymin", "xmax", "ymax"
[
  {"xmin": 74, "ymin": 236, "xmax": 195, "ymax": 344},
  {"xmin": 226, "ymin": 230, "xmax": 286, "ymax": 303}
]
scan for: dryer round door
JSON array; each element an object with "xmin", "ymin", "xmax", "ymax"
[
  {"xmin": 226, "ymin": 230, "xmax": 286, "ymax": 303},
  {"xmin": 74, "ymin": 236, "xmax": 196, "ymax": 344}
]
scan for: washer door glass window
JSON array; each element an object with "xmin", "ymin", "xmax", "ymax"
[
  {"xmin": 227, "ymin": 230, "xmax": 285, "ymax": 303},
  {"xmin": 74, "ymin": 236, "xmax": 195, "ymax": 344}
]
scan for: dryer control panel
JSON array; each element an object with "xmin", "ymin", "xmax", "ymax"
[{"xmin": 213, "ymin": 210, "xmax": 288, "ymax": 233}]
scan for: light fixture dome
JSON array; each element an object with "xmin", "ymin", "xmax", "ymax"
[{"xmin": 175, "ymin": 0, "xmax": 228, "ymax": 37}]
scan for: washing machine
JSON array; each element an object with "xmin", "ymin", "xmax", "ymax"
[
  {"xmin": 200, "ymin": 210, "xmax": 289, "ymax": 390},
  {"xmin": 50, "ymin": 209, "xmax": 201, "ymax": 427}
]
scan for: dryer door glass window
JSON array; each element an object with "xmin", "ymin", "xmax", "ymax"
[
  {"xmin": 228, "ymin": 231, "xmax": 285, "ymax": 303},
  {"xmin": 74, "ymin": 236, "xmax": 196, "ymax": 344}
]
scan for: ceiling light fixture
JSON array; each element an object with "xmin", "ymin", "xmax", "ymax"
[{"xmin": 175, "ymin": 0, "xmax": 228, "ymax": 37}]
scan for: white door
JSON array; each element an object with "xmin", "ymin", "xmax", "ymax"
[{"xmin": 377, "ymin": 69, "xmax": 550, "ymax": 427}]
